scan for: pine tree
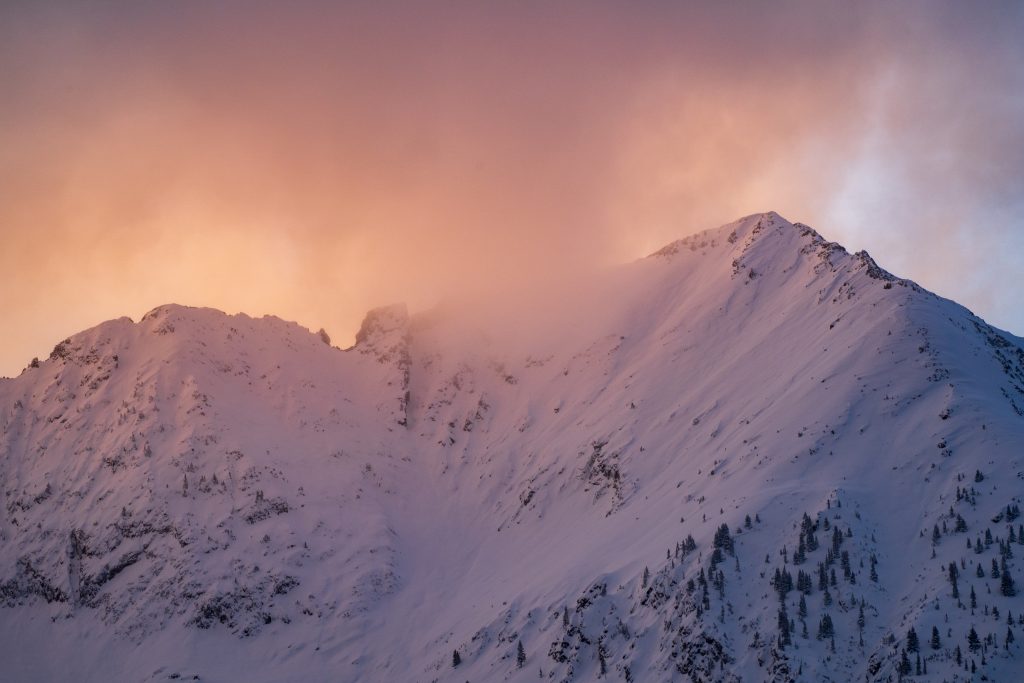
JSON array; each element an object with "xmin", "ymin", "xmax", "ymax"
[
  {"xmin": 898, "ymin": 649, "xmax": 911, "ymax": 675},
  {"xmin": 452, "ymin": 650, "xmax": 462, "ymax": 667},
  {"xmin": 817, "ymin": 613, "xmax": 834, "ymax": 640},
  {"xmin": 642, "ymin": 566, "xmax": 650, "ymax": 589},
  {"xmin": 930, "ymin": 625, "xmax": 941, "ymax": 650},
  {"xmin": 778, "ymin": 605, "xmax": 791, "ymax": 647},
  {"xmin": 1002, "ymin": 568, "xmax": 1017, "ymax": 596},
  {"xmin": 906, "ymin": 627, "xmax": 919, "ymax": 653},
  {"xmin": 968, "ymin": 626, "xmax": 981, "ymax": 652},
  {"xmin": 713, "ymin": 523, "xmax": 734, "ymax": 554},
  {"xmin": 517, "ymin": 640, "xmax": 526, "ymax": 668},
  {"xmin": 970, "ymin": 585, "xmax": 977, "ymax": 609}
]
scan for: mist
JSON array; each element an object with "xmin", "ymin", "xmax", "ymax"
[{"xmin": 2, "ymin": 1, "xmax": 1023, "ymax": 376}]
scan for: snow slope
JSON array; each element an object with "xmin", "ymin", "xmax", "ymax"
[{"xmin": 1, "ymin": 212, "xmax": 1022, "ymax": 682}]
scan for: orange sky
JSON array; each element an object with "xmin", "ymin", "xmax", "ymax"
[{"xmin": 2, "ymin": 2, "xmax": 1023, "ymax": 376}]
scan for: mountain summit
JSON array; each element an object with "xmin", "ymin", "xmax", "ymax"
[{"xmin": 1, "ymin": 213, "xmax": 1022, "ymax": 682}]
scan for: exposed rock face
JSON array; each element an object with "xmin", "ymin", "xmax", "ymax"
[{"xmin": 354, "ymin": 303, "xmax": 412, "ymax": 426}]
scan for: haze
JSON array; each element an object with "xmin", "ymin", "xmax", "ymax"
[{"xmin": 2, "ymin": 1, "xmax": 1023, "ymax": 377}]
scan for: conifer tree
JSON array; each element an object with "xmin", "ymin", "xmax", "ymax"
[
  {"xmin": 817, "ymin": 613, "xmax": 834, "ymax": 640},
  {"xmin": 1002, "ymin": 568, "xmax": 1017, "ymax": 596},
  {"xmin": 713, "ymin": 523, "xmax": 734, "ymax": 554},
  {"xmin": 517, "ymin": 640, "xmax": 526, "ymax": 668},
  {"xmin": 897, "ymin": 649, "xmax": 911, "ymax": 676},
  {"xmin": 906, "ymin": 627, "xmax": 919, "ymax": 653},
  {"xmin": 968, "ymin": 627, "xmax": 981, "ymax": 652},
  {"xmin": 777, "ymin": 605, "xmax": 791, "ymax": 647}
]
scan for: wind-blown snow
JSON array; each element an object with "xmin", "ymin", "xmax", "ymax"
[{"xmin": 1, "ymin": 212, "xmax": 1022, "ymax": 682}]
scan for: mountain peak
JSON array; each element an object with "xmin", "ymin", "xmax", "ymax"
[
  {"xmin": 645, "ymin": 211, "xmax": 912, "ymax": 291},
  {"xmin": 647, "ymin": 211, "xmax": 794, "ymax": 259},
  {"xmin": 3, "ymin": 216, "xmax": 1024, "ymax": 682},
  {"xmin": 353, "ymin": 303, "xmax": 409, "ymax": 351}
]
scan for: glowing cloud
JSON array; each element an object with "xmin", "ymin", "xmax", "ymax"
[{"xmin": 1, "ymin": 2, "xmax": 1022, "ymax": 375}]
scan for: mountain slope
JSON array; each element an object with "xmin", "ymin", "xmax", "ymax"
[{"xmin": 1, "ymin": 212, "xmax": 1022, "ymax": 682}]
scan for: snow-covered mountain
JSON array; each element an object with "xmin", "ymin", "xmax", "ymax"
[{"xmin": 2, "ymin": 212, "xmax": 1022, "ymax": 682}]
